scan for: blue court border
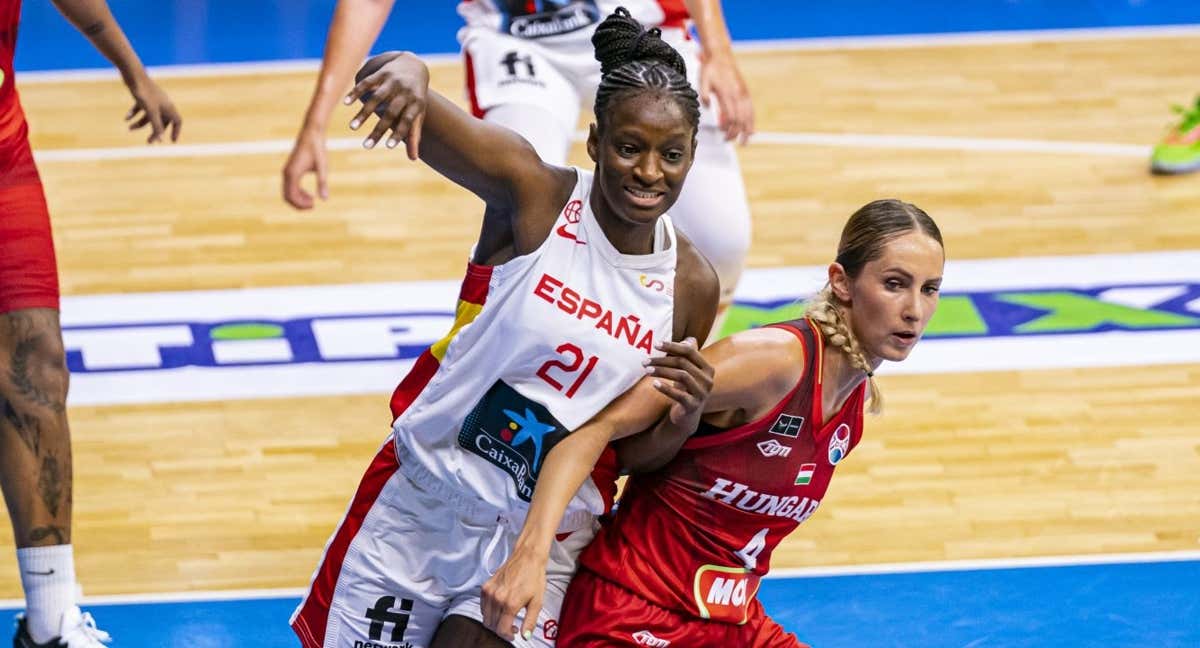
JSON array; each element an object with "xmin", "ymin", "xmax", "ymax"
[{"xmin": 4, "ymin": 557, "xmax": 1196, "ymax": 647}]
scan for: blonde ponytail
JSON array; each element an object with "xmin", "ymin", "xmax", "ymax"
[{"xmin": 805, "ymin": 287, "xmax": 883, "ymax": 415}]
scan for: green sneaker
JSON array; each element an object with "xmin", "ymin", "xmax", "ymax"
[{"xmin": 1151, "ymin": 96, "xmax": 1200, "ymax": 175}]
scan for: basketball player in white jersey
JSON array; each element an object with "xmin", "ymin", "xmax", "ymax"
[
  {"xmin": 290, "ymin": 11, "xmax": 719, "ymax": 648},
  {"xmin": 282, "ymin": 0, "xmax": 754, "ymax": 342}
]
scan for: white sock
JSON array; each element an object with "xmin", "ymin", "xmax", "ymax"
[{"xmin": 17, "ymin": 544, "xmax": 78, "ymax": 643}]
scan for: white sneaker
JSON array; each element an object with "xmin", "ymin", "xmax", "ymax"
[{"xmin": 13, "ymin": 606, "xmax": 111, "ymax": 648}]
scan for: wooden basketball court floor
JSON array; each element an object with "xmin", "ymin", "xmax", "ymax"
[{"xmin": 2, "ymin": 29, "xmax": 1198, "ymax": 601}]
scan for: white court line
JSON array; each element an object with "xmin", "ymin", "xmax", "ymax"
[
  {"xmin": 31, "ymin": 130, "xmax": 1147, "ymax": 163},
  {"xmin": 0, "ymin": 549, "xmax": 1195, "ymax": 608},
  {"xmin": 15, "ymin": 23, "xmax": 1200, "ymax": 82}
]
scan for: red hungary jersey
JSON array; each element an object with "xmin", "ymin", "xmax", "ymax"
[
  {"xmin": 0, "ymin": 0, "xmax": 27, "ymax": 145},
  {"xmin": 578, "ymin": 317, "xmax": 866, "ymax": 624}
]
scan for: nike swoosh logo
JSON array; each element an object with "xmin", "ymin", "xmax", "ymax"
[{"xmin": 24, "ymin": 568, "xmax": 55, "ymax": 576}]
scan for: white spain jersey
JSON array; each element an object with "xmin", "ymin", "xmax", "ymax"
[
  {"xmin": 388, "ymin": 167, "xmax": 677, "ymax": 533},
  {"xmin": 458, "ymin": 0, "xmax": 689, "ymax": 43}
]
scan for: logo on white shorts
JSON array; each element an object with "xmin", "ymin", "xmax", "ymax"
[
  {"xmin": 362, "ymin": 595, "xmax": 414, "ymax": 647},
  {"xmin": 632, "ymin": 630, "xmax": 671, "ymax": 647}
]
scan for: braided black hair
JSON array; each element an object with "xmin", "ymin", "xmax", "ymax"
[{"xmin": 591, "ymin": 7, "xmax": 700, "ymax": 134}]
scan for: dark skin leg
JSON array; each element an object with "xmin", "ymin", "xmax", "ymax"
[
  {"xmin": 431, "ymin": 614, "xmax": 511, "ymax": 648},
  {"xmin": 0, "ymin": 308, "xmax": 72, "ymax": 548}
]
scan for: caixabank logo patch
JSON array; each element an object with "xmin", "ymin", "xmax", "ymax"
[{"xmin": 457, "ymin": 380, "xmax": 569, "ymax": 502}]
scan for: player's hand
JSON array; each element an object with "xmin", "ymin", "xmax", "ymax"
[
  {"xmin": 282, "ymin": 127, "xmax": 329, "ymax": 209},
  {"xmin": 124, "ymin": 76, "xmax": 182, "ymax": 144},
  {"xmin": 646, "ymin": 337, "xmax": 714, "ymax": 426},
  {"xmin": 698, "ymin": 49, "xmax": 754, "ymax": 145},
  {"xmin": 481, "ymin": 546, "xmax": 547, "ymax": 642},
  {"xmin": 345, "ymin": 51, "xmax": 428, "ymax": 160}
]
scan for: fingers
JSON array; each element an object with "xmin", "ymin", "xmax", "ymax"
[
  {"xmin": 497, "ymin": 604, "xmax": 519, "ymax": 642},
  {"xmin": 405, "ymin": 109, "xmax": 425, "ymax": 161},
  {"xmin": 647, "ymin": 338, "xmax": 711, "ymax": 373},
  {"xmin": 146, "ymin": 106, "xmax": 165, "ymax": 144},
  {"xmin": 127, "ymin": 113, "xmax": 150, "ymax": 131},
  {"xmin": 347, "ymin": 71, "xmax": 427, "ymax": 152},
  {"xmin": 281, "ymin": 165, "xmax": 314, "ymax": 210},
  {"xmin": 481, "ymin": 574, "xmax": 538, "ymax": 642},
  {"xmin": 649, "ymin": 365, "xmax": 705, "ymax": 396},
  {"xmin": 315, "ymin": 150, "xmax": 329, "ymax": 201},
  {"xmin": 481, "ymin": 578, "xmax": 501, "ymax": 637},
  {"xmin": 699, "ymin": 71, "xmax": 713, "ymax": 108},
  {"xmin": 520, "ymin": 593, "xmax": 543, "ymax": 643},
  {"xmin": 344, "ymin": 72, "xmax": 380, "ymax": 107},
  {"xmin": 166, "ymin": 106, "xmax": 183, "ymax": 143},
  {"xmin": 740, "ymin": 95, "xmax": 756, "ymax": 145}
]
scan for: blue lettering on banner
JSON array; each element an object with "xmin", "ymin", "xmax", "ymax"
[{"xmin": 61, "ymin": 283, "xmax": 1200, "ymax": 374}]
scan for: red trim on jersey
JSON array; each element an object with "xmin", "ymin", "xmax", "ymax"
[
  {"xmin": 590, "ymin": 445, "xmax": 620, "ymax": 514},
  {"xmin": 463, "ymin": 51, "xmax": 486, "ymax": 119},
  {"xmin": 388, "ymin": 350, "xmax": 441, "ymax": 421},
  {"xmin": 459, "ymin": 260, "xmax": 494, "ymax": 303},
  {"xmin": 659, "ymin": 0, "xmax": 690, "ymax": 30},
  {"xmin": 388, "ymin": 262, "xmax": 493, "ymax": 419},
  {"xmin": 682, "ymin": 323, "xmax": 809, "ymax": 451},
  {"xmin": 291, "ymin": 440, "xmax": 399, "ymax": 648}
]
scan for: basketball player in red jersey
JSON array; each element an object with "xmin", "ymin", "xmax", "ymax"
[
  {"xmin": 1, "ymin": 2, "xmax": 181, "ymax": 646},
  {"xmin": 483, "ymin": 199, "xmax": 944, "ymax": 645}
]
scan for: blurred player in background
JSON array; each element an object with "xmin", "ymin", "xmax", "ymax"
[{"xmin": 1151, "ymin": 95, "xmax": 1200, "ymax": 175}]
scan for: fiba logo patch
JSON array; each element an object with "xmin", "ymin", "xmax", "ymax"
[{"xmin": 828, "ymin": 423, "xmax": 851, "ymax": 465}]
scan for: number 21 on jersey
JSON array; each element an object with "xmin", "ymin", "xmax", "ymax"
[{"xmin": 536, "ymin": 342, "xmax": 598, "ymax": 398}]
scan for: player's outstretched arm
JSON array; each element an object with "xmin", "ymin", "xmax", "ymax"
[
  {"xmin": 51, "ymin": 0, "xmax": 182, "ymax": 143},
  {"xmin": 283, "ymin": 0, "xmax": 396, "ymax": 209},
  {"xmin": 347, "ymin": 51, "xmax": 563, "ymax": 218}
]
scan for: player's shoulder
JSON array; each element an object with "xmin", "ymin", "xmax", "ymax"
[
  {"xmin": 707, "ymin": 324, "xmax": 809, "ymax": 403},
  {"xmin": 671, "ymin": 228, "xmax": 720, "ymax": 304}
]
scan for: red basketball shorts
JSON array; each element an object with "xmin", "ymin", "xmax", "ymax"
[
  {"xmin": 0, "ymin": 132, "xmax": 59, "ymax": 313},
  {"xmin": 558, "ymin": 568, "xmax": 810, "ymax": 647}
]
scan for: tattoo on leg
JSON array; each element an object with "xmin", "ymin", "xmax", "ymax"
[
  {"xmin": 11, "ymin": 340, "xmax": 66, "ymax": 415},
  {"xmin": 82, "ymin": 22, "xmax": 105, "ymax": 36},
  {"xmin": 29, "ymin": 526, "xmax": 66, "ymax": 546},
  {"xmin": 2, "ymin": 396, "xmax": 42, "ymax": 455},
  {"xmin": 5, "ymin": 312, "xmax": 66, "ymax": 415},
  {"xmin": 38, "ymin": 453, "xmax": 64, "ymax": 518}
]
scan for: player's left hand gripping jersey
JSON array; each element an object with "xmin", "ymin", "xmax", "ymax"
[
  {"xmin": 458, "ymin": 0, "xmax": 689, "ymax": 43},
  {"xmin": 581, "ymin": 318, "xmax": 865, "ymax": 624},
  {"xmin": 389, "ymin": 168, "xmax": 676, "ymax": 533}
]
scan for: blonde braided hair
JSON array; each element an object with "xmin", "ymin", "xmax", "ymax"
[{"xmin": 805, "ymin": 286, "xmax": 883, "ymax": 415}]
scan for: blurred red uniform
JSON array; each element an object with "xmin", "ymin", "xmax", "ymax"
[{"xmin": 1, "ymin": 0, "xmax": 59, "ymax": 314}]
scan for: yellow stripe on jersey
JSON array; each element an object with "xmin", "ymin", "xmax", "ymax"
[{"xmin": 429, "ymin": 299, "xmax": 485, "ymax": 363}]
